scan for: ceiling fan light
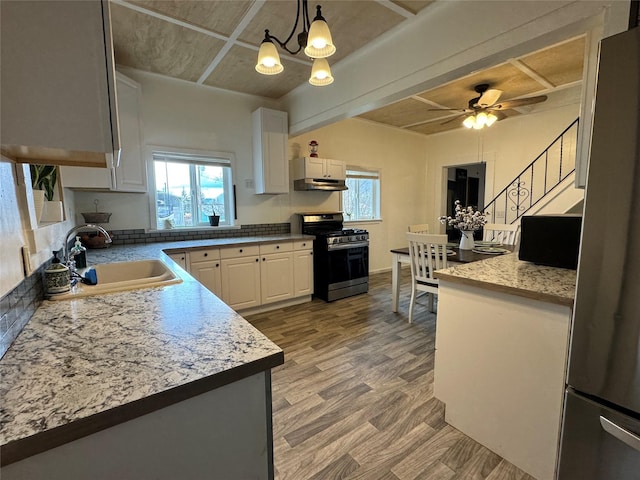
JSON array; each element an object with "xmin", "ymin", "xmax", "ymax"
[
  {"xmin": 256, "ymin": 40, "xmax": 284, "ymax": 75},
  {"xmin": 486, "ymin": 112, "xmax": 498, "ymax": 126},
  {"xmin": 309, "ymin": 57, "xmax": 334, "ymax": 86},
  {"xmin": 475, "ymin": 111, "xmax": 488, "ymax": 127},
  {"xmin": 463, "ymin": 116, "xmax": 475, "ymax": 129},
  {"xmin": 304, "ymin": 7, "xmax": 335, "ymax": 58}
]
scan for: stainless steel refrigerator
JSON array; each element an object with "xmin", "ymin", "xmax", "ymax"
[{"xmin": 557, "ymin": 26, "xmax": 640, "ymax": 478}]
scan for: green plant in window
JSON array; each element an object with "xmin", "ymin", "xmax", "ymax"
[{"xmin": 30, "ymin": 164, "xmax": 57, "ymax": 201}]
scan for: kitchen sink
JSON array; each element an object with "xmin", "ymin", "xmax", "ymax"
[{"xmin": 48, "ymin": 259, "xmax": 182, "ymax": 300}]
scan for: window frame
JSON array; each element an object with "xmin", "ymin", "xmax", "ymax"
[
  {"xmin": 341, "ymin": 166, "xmax": 382, "ymax": 223},
  {"xmin": 146, "ymin": 145, "xmax": 236, "ymax": 231}
]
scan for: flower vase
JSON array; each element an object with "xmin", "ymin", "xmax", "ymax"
[{"xmin": 459, "ymin": 230, "xmax": 475, "ymax": 250}]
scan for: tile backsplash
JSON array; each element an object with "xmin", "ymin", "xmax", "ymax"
[{"xmin": 0, "ymin": 261, "xmax": 48, "ymax": 359}]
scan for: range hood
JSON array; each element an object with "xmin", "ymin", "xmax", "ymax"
[{"xmin": 294, "ymin": 178, "xmax": 348, "ymax": 191}]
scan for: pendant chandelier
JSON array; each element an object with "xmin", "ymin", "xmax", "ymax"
[
  {"xmin": 255, "ymin": 0, "xmax": 336, "ymax": 86},
  {"xmin": 463, "ymin": 111, "xmax": 498, "ymax": 130}
]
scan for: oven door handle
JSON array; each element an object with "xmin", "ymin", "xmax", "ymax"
[{"xmin": 327, "ymin": 241, "xmax": 369, "ymax": 251}]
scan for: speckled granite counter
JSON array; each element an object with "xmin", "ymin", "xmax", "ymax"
[
  {"xmin": 0, "ymin": 235, "xmax": 311, "ymax": 465},
  {"xmin": 434, "ymin": 252, "xmax": 576, "ymax": 306}
]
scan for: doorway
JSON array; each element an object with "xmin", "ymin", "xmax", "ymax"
[{"xmin": 445, "ymin": 163, "xmax": 486, "ymax": 241}]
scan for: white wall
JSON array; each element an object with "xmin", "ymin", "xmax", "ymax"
[
  {"xmin": 0, "ymin": 159, "xmax": 27, "ymax": 294},
  {"xmin": 425, "ymin": 103, "xmax": 581, "ymax": 231},
  {"xmin": 289, "ymin": 119, "xmax": 428, "ymax": 273},
  {"xmin": 72, "ymin": 73, "xmax": 430, "ymax": 273}
]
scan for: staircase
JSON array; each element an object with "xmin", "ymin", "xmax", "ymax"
[{"xmin": 485, "ymin": 118, "xmax": 581, "ymax": 224}]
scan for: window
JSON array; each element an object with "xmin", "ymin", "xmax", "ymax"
[
  {"xmin": 148, "ymin": 148, "xmax": 234, "ymax": 230},
  {"xmin": 342, "ymin": 167, "xmax": 381, "ymax": 221}
]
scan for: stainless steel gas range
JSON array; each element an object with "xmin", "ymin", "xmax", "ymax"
[{"xmin": 298, "ymin": 212, "xmax": 369, "ymax": 302}]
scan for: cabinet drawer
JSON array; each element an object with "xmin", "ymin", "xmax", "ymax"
[
  {"xmin": 294, "ymin": 240, "xmax": 313, "ymax": 250},
  {"xmin": 189, "ymin": 248, "xmax": 220, "ymax": 263},
  {"xmin": 220, "ymin": 245, "xmax": 260, "ymax": 259},
  {"xmin": 259, "ymin": 242, "xmax": 293, "ymax": 254}
]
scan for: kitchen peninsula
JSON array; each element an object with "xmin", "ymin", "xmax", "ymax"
[
  {"xmin": 433, "ymin": 253, "xmax": 576, "ymax": 480},
  {"xmin": 0, "ymin": 235, "xmax": 311, "ymax": 479}
]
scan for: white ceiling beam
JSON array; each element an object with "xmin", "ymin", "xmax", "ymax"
[
  {"xmin": 508, "ymin": 58, "xmax": 556, "ymax": 90},
  {"xmin": 375, "ymin": 0, "xmax": 417, "ymax": 19}
]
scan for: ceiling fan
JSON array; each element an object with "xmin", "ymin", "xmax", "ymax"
[{"xmin": 430, "ymin": 84, "xmax": 548, "ymax": 129}]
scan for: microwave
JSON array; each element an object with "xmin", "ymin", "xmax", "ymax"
[{"xmin": 518, "ymin": 215, "xmax": 582, "ymax": 269}]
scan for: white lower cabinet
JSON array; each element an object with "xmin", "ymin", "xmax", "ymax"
[
  {"xmin": 188, "ymin": 249, "xmax": 222, "ymax": 299},
  {"xmin": 167, "ymin": 252, "xmax": 187, "ymax": 270},
  {"xmin": 260, "ymin": 242, "xmax": 294, "ymax": 305},
  {"xmin": 185, "ymin": 240, "xmax": 312, "ymax": 311},
  {"xmin": 293, "ymin": 241, "xmax": 313, "ymax": 296}
]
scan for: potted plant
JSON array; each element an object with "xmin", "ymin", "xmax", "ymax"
[
  {"xmin": 30, "ymin": 164, "xmax": 63, "ymax": 223},
  {"xmin": 202, "ymin": 203, "xmax": 223, "ymax": 226}
]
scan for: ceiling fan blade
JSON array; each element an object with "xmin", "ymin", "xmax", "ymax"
[
  {"xmin": 427, "ymin": 107, "xmax": 471, "ymax": 112},
  {"xmin": 440, "ymin": 114, "xmax": 467, "ymax": 125},
  {"xmin": 477, "ymin": 89, "xmax": 502, "ymax": 107},
  {"xmin": 490, "ymin": 95, "xmax": 548, "ymax": 110}
]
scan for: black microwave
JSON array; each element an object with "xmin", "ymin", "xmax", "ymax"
[{"xmin": 518, "ymin": 215, "xmax": 582, "ymax": 269}]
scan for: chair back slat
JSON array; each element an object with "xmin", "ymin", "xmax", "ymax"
[
  {"xmin": 483, "ymin": 223, "xmax": 521, "ymax": 245},
  {"xmin": 406, "ymin": 233, "xmax": 449, "ymax": 284}
]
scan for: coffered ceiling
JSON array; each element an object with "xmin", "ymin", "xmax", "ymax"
[{"xmin": 110, "ymin": 0, "xmax": 585, "ymax": 136}]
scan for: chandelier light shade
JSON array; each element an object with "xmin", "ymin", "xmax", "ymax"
[
  {"xmin": 309, "ymin": 57, "xmax": 334, "ymax": 86},
  {"xmin": 255, "ymin": 0, "xmax": 336, "ymax": 86},
  {"xmin": 255, "ymin": 38, "xmax": 284, "ymax": 75},
  {"xmin": 463, "ymin": 112, "xmax": 498, "ymax": 129},
  {"xmin": 304, "ymin": 6, "xmax": 335, "ymax": 59}
]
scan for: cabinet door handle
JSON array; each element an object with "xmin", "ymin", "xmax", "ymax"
[
  {"xmin": 240, "ymin": 249, "xmax": 243, "ymax": 253},
  {"xmin": 216, "ymin": 263, "xmax": 219, "ymax": 267},
  {"xmin": 276, "ymin": 245, "xmax": 280, "ymax": 249},
  {"xmin": 204, "ymin": 252, "xmax": 208, "ymax": 257},
  {"xmin": 263, "ymin": 257, "xmax": 266, "ymax": 261},
  {"xmin": 256, "ymin": 258, "xmax": 259, "ymax": 262},
  {"xmin": 310, "ymin": 252, "xmax": 313, "ymax": 255},
  {"xmin": 302, "ymin": 243, "xmax": 306, "ymax": 247}
]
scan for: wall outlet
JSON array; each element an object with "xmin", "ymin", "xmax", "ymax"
[{"xmin": 244, "ymin": 179, "xmax": 254, "ymax": 189}]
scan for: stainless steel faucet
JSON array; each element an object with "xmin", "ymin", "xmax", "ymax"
[{"xmin": 63, "ymin": 224, "xmax": 112, "ymax": 267}]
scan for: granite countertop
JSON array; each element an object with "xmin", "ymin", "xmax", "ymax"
[
  {"xmin": 0, "ymin": 234, "xmax": 311, "ymax": 465},
  {"xmin": 434, "ymin": 252, "xmax": 576, "ymax": 307}
]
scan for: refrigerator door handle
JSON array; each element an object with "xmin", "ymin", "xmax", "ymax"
[{"xmin": 600, "ymin": 416, "xmax": 640, "ymax": 452}]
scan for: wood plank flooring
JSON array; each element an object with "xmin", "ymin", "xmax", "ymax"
[{"xmin": 246, "ymin": 269, "xmax": 536, "ymax": 480}]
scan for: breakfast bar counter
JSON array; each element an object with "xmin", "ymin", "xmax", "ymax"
[
  {"xmin": 0, "ymin": 235, "xmax": 311, "ymax": 478},
  {"xmin": 432, "ymin": 252, "xmax": 577, "ymax": 480}
]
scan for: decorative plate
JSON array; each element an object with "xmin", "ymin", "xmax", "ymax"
[
  {"xmin": 472, "ymin": 246, "xmax": 510, "ymax": 255},
  {"xmin": 474, "ymin": 241, "xmax": 502, "ymax": 247}
]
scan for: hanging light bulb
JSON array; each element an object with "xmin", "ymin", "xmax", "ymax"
[
  {"xmin": 304, "ymin": 5, "xmax": 335, "ymax": 58},
  {"xmin": 475, "ymin": 111, "xmax": 488, "ymax": 127},
  {"xmin": 255, "ymin": 36, "xmax": 283, "ymax": 75},
  {"xmin": 463, "ymin": 116, "xmax": 475, "ymax": 129},
  {"xmin": 486, "ymin": 112, "xmax": 498, "ymax": 127},
  {"xmin": 309, "ymin": 57, "xmax": 334, "ymax": 86}
]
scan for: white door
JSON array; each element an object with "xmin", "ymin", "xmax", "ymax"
[
  {"xmin": 221, "ymin": 256, "xmax": 261, "ymax": 309},
  {"xmin": 260, "ymin": 253, "xmax": 294, "ymax": 304}
]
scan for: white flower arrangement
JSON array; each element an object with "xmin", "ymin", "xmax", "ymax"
[{"xmin": 439, "ymin": 200, "xmax": 489, "ymax": 231}]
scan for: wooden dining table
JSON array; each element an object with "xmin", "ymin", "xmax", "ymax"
[{"xmin": 390, "ymin": 244, "xmax": 515, "ymax": 312}]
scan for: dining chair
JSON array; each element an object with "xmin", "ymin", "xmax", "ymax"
[
  {"xmin": 482, "ymin": 223, "xmax": 521, "ymax": 246},
  {"xmin": 405, "ymin": 232, "xmax": 449, "ymax": 323},
  {"xmin": 408, "ymin": 223, "xmax": 429, "ymax": 233}
]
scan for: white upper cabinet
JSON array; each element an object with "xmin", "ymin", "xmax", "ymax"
[
  {"xmin": 252, "ymin": 108, "xmax": 289, "ymax": 194},
  {"xmin": 292, "ymin": 157, "xmax": 346, "ymax": 180},
  {"xmin": 0, "ymin": 0, "xmax": 119, "ymax": 167},
  {"xmin": 60, "ymin": 73, "xmax": 147, "ymax": 192}
]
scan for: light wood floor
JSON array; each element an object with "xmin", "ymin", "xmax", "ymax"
[{"xmin": 246, "ymin": 269, "xmax": 536, "ymax": 480}]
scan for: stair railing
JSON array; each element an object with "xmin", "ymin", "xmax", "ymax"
[{"xmin": 484, "ymin": 117, "xmax": 579, "ymax": 224}]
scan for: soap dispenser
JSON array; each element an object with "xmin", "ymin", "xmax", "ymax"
[
  {"xmin": 71, "ymin": 236, "xmax": 87, "ymax": 269},
  {"xmin": 45, "ymin": 250, "xmax": 70, "ymax": 295}
]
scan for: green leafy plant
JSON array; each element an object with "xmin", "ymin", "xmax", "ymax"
[{"xmin": 30, "ymin": 164, "xmax": 58, "ymax": 201}]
